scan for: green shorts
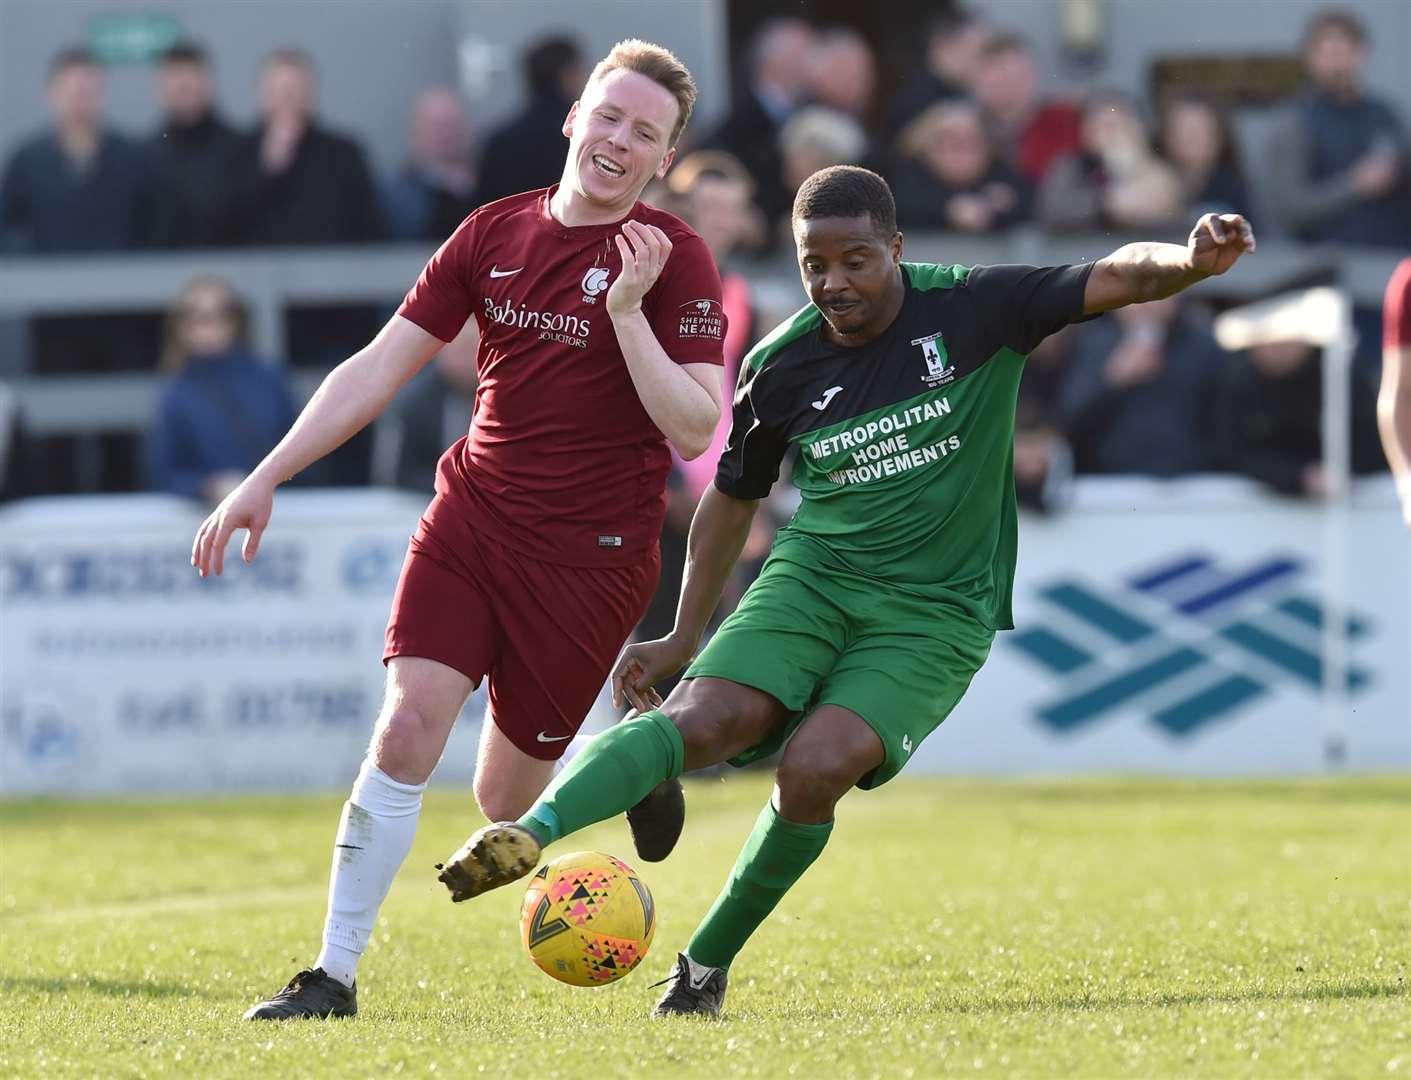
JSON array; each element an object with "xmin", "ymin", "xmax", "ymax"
[{"xmin": 684, "ymin": 543, "xmax": 994, "ymax": 789}]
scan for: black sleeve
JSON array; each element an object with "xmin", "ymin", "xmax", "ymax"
[
  {"xmin": 964, "ymin": 263, "xmax": 1095, "ymax": 355},
  {"xmin": 713, "ymin": 362, "xmax": 789, "ymax": 500}
]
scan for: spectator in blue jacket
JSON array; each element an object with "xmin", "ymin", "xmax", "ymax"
[{"xmin": 147, "ymin": 277, "xmax": 298, "ymax": 503}]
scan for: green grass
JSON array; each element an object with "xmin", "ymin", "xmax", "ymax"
[{"xmin": 1, "ymin": 776, "xmax": 1408, "ymax": 1079}]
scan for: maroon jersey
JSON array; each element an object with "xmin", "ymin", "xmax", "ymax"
[{"xmin": 397, "ymin": 186, "xmax": 726, "ymax": 567}]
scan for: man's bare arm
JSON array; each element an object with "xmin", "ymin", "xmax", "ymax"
[
  {"xmin": 1084, "ymin": 213, "xmax": 1256, "ymax": 314},
  {"xmin": 191, "ymin": 314, "xmax": 447, "ymax": 575},
  {"xmin": 607, "ymin": 220, "xmax": 722, "ymax": 459},
  {"xmin": 1379, "ymin": 343, "xmax": 1411, "ymax": 528},
  {"xmin": 611, "ymin": 485, "xmax": 759, "ymax": 710}
]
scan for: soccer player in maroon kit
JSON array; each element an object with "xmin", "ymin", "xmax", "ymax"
[
  {"xmin": 190, "ymin": 40, "xmax": 728, "ymax": 1020},
  {"xmin": 1380, "ymin": 257, "xmax": 1411, "ymax": 530}
]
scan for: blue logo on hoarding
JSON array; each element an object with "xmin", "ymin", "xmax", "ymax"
[{"xmin": 1008, "ymin": 553, "xmax": 1372, "ymax": 736}]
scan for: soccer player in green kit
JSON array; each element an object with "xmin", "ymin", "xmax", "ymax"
[{"xmin": 437, "ymin": 166, "xmax": 1256, "ymax": 1016}]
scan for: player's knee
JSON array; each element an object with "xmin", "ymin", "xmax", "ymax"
[
  {"xmin": 665, "ymin": 679, "xmax": 776, "ymax": 770},
  {"xmin": 369, "ymin": 705, "xmax": 439, "ymax": 785},
  {"xmin": 775, "ymin": 744, "xmax": 865, "ymax": 819},
  {"xmin": 472, "ymin": 770, "xmax": 537, "ymax": 823}
]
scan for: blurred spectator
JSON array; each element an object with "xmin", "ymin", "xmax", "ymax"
[
  {"xmin": 148, "ymin": 42, "xmax": 241, "ymax": 248},
  {"xmin": 806, "ymin": 28, "xmax": 877, "ymax": 124},
  {"xmin": 382, "ymin": 88, "xmax": 478, "ymax": 242},
  {"xmin": 1015, "ymin": 326, "xmax": 1077, "ymax": 513},
  {"xmin": 971, "ymin": 34, "xmax": 1081, "ymax": 187},
  {"xmin": 224, "ymin": 48, "xmax": 383, "ymax": 245},
  {"xmin": 892, "ymin": 101, "xmax": 1031, "ymax": 233},
  {"xmin": 1038, "ymin": 90, "xmax": 1184, "ymax": 233},
  {"xmin": 1157, "ymin": 92, "xmax": 1254, "ymax": 221},
  {"xmin": 226, "ymin": 49, "xmax": 383, "ymax": 374},
  {"xmin": 1213, "ymin": 338, "xmax": 1383, "ymax": 497},
  {"xmin": 0, "ymin": 47, "xmax": 152, "ymax": 253},
  {"xmin": 146, "ymin": 276, "xmax": 298, "ymax": 503},
  {"xmin": 2, "ymin": 48, "xmax": 156, "ymax": 374},
  {"xmin": 664, "ymin": 151, "xmax": 759, "ymax": 499},
  {"xmin": 705, "ymin": 18, "xmax": 816, "ymax": 228},
  {"xmin": 1058, "ymin": 297, "xmax": 1225, "ymax": 477},
  {"xmin": 476, "ymin": 35, "xmax": 583, "ymax": 204},
  {"xmin": 0, "ymin": 382, "xmax": 33, "ymax": 502},
  {"xmin": 886, "ymin": 11, "xmax": 989, "ymax": 138},
  {"xmin": 371, "ymin": 318, "xmax": 478, "ymax": 491},
  {"xmin": 1267, "ymin": 9, "xmax": 1411, "ymax": 248},
  {"xmin": 779, "ymin": 107, "xmax": 868, "ymax": 198}
]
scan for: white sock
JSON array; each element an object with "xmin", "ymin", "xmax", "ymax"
[{"xmin": 314, "ymin": 760, "xmax": 425, "ymax": 988}]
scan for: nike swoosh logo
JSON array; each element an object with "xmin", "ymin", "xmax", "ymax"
[
  {"xmin": 489, "ymin": 266, "xmax": 523, "ymax": 278},
  {"xmin": 811, "ymin": 385, "xmax": 843, "ymax": 411},
  {"xmin": 536, "ymin": 732, "xmax": 572, "ymax": 743}
]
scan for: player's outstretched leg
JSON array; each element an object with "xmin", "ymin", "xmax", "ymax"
[
  {"xmin": 436, "ymin": 707, "xmax": 685, "ymax": 900},
  {"xmin": 244, "ymin": 967, "xmax": 357, "ymax": 1021}
]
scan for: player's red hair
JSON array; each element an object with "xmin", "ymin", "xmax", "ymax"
[{"xmin": 589, "ymin": 39, "xmax": 696, "ymax": 145}]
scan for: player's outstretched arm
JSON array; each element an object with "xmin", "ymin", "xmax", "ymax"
[
  {"xmin": 190, "ymin": 314, "xmax": 445, "ymax": 576},
  {"xmin": 1083, "ymin": 212, "xmax": 1256, "ymax": 315},
  {"xmin": 612, "ymin": 485, "xmax": 759, "ymax": 711}
]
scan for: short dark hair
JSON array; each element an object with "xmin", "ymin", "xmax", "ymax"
[
  {"xmin": 162, "ymin": 41, "xmax": 210, "ymax": 66},
  {"xmin": 48, "ymin": 47, "xmax": 99, "ymax": 81},
  {"xmin": 1304, "ymin": 8, "xmax": 1367, "ymax": 48},
  {"xmin": 792, "ymin": 165, "xmax": 896, "ymax": 238},
  {"xmin": 525, "ymin": 35, "xmax": 582, "ymax": 97},
  {"xmin": 982, "ymin": 32, "xmax": 1029, "ymax": 60}
]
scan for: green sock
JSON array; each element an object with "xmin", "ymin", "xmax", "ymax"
[
  {"xmin": 686, "ymin": 801, "xmax": 833, "ymax": 971},
  {"xmin": 516, "ymin": 709, "xmax": 684, "ymax": 847}
]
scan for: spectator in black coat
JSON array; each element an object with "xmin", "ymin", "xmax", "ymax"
[
  {"xmin": 382, "ymin": 88, "xmax": 478, "ymax": 242},
  {"xmin": 1157, "ymin": 92, "xmax": 1254, "ymax": 222},
  {"xmin": 224, "ymin": 48, "xmax": 383, "ymax": 246},
  {"xmin": 886, "ymin": 11, "xmax": 989, "ymax": 139},
  {"xmin": 225, "ymin": 48, "xmax": 384, "ymax": 378},
  {"xmin": 1058, "ymin": 297, "xmax": 1226, "ymax": 477},
  {"xmin": 0, "ymin": 47, "xmax": 152, "ymax": 253},
  {"xmin": 1214, "ymin": 338, "xmax": 1383, "ymax": 497},
  {"xmin": 704, "ymin": 17, "xmax": 816, "ymax": 229},
  {"xmin": 0, "ymin": 48, "xmax": 156, "ymax": 373},
  {"xmin": 148, "ymin": 42, "xmax": 242, "ymax": 248},
  {"xmin": 892, "ymin": 101, "xmax": 1031, "ymax": 233},
  {"xmin": 476, "ymin": 35, "xmax": 584, "ymax": 205}
]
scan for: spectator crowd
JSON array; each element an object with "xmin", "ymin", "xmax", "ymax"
[{"xmin": 0, "ymin": 8, "xmax": 1406, "ymax": 516}]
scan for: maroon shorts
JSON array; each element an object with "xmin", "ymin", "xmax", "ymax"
[{"xmin": 383, "ymin": 496, "xmax": 660, "ymax": 760}]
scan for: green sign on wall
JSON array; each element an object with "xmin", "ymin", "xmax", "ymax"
[{"xmin": 87, "ymin": 12, "xmax": 183, "ymax": 65}]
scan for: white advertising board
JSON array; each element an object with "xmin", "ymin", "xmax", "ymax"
[{"xmin": 1, "ymin": 481, "xmax": 1407, "ymax": 796}]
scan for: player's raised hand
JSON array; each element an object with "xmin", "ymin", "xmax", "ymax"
[
  {"xmin": 190, "ymin": 475, "xmax": 275, "ymax": 577},
  {"xmin": 606, "ymin": 220, "xmax": 672, "ymax": 318},
  {"xmin": 610, "ymin": 634, "xmax": 695, "ymax": 712},
  {"xmin": 1187, "ymin": 213, "xmax": 1255, "ymax": 277}
]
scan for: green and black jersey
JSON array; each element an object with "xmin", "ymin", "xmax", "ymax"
[{"xmin": 715, "ymin": 261, "xmax": 1093, "ymax": 630}]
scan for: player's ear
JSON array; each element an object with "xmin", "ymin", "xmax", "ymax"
[
  {"xmin": 890, "ymin": 231, "xmax": 904, "ymax": 264},
  {"xmin": 562, "ymin": 101, "xmax": 579, "ymax": 139},
  {"xmin": 655, "ymin": 146, "xmax": 677, "ymax": 180}
]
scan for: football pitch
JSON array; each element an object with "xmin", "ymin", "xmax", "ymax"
[{"xmin": 2, "ymin": 776, "xmax": 1407, "ymax": 1079}]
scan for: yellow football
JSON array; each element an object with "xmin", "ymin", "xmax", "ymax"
[{"xmin": 519, "ymin": 850, "xmax": 656, "ymax": 987}]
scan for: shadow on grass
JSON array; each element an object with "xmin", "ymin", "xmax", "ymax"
[
  {"xmin": 0, "ymin": 974, "xmax": 211, "ymax": 999},
  {"xmin": 928, "ymin": 977, "xmax": 1407, "ymax": 1016}
]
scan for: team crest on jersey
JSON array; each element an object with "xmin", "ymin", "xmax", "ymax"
[
  {"xmin": 912, "ymin": 331, "xmax": 954, "ymax": 387},
  {"xmin": 581, "ymin": 265, "xmax": 611, "ymax": 304},
  {"xmin": 678, "ymin": 298, "xmax": 724, "ymax": 340}
]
